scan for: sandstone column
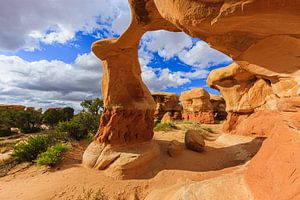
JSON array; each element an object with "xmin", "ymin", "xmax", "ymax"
[{"xmin": 82, "ymin": 0, "xmax": 179, "ymax": 176}]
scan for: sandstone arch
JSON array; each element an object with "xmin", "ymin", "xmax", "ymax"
[{"xmin": 83, "ymin": 0, "xmax": 300, "ymax": 199}]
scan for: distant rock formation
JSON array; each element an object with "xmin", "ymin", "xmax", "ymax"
[
  {"xmin": 0, "ymin": 104, "xmax": 42, "ymax": 112},
  {"xmin": 209, "ymin": 93, "xmax": 227, "ymax": 121},
  {"xmin": 180, "ymin": 88, "xmax": 215, "ymax": 124},
  {"xmin": 45, "ymin": 107, "xmax": 64, "ymax": 112},
  {"xmin": 0, "ymin": 104, "xmax": 26, "ymax": 111},
  {"xmin": 152, "ymin": 92, "xmax": 182, "ymax": 123}
]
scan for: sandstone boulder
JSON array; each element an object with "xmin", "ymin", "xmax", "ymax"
[
  {"xmin": 185, "ymin": 130, "xmax": 205, "ymax": 152},
  {"xmin": 180, "ymin": 88, "xmax": 215, "ymax": 124},
  {"xmin": 83, "ymin": 140, "xmax": 160, "ymax": 179},
  {"xmin": 152, "ymin": 92, "xmax": 182, "ymax": 123}
]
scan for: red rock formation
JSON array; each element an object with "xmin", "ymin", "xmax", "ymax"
[
  {"xmin": 209, "ymin": 93, "xmax": 227, "ymax": 121},
  {"xmin": 151, "ymin": 1, "xmax": 300, "ymax": 199},
  {"xmin": 180, "ymin": 88, "xmax": 215, "ymax": 124},
  {"xmin": 83, "ymin": 0, "xmax": 179, "ymax": 175},
  {"xmin": 152, "ymin": 92, "xmax": 182, "ymax": 123},
  {"xmin": 83, "ymin": 0, "xmax": 300, "ymax": 195},
  {"xmin": 0, "ymin": 104, "xmax": 26, "ymax": 111},
  {"xmin": 245, "ymin": 97, "xmax": 300, "ymax": 200}
]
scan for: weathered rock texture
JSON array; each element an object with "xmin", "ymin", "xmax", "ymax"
[
  {"xmin": 83, "ymin": 140, "xmax": 160, "ymax": 179},
  {"xmin": 207, "ymin": 61, "xmax": 300, "ymax": 136},
  {"xmin": 185, "ymin": 130, "xmax": 206, "ymax": 152},
  {"xmin": 152, "ymin": 92, "xmax": 182, "ymax": 123},
  {"xmin": 84, "ymin": 0, "xmax": 300, "ymax": 197},
  {"xmin": 180, "ymin": 88, "xmax": 215, "ymax": 124},
  {"xmin": 151, "ymin": 0, "xmax": 300, "ymax": 199},
  {"xmin": 83, "ymin": 0, "xmax": 179, "ymax": 173},
  {"xmin": 209, "ymin": 93, "xmax": 227, "ymax": 121}
]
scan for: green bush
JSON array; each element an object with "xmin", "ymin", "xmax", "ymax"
[
  {"xmin": 35, "ymin": 143, "xmax": 69, "ymax": 166},
  {"xmin": 14, "ymin": 110, "xmax": 42, "ymax": 133},
  {"xmin": 56, "ymin": 112, "xmax": 99, "ymax": 140},
  {"xmin": 12, "ymin": 135, "xmax": 51, "ymax": 162},
  {"xmin": 154, "ymin": 122, "xmax": 177, "ymax": 132},
  {"xmin": 0, "ymin": 109, "xmax": 42, "ymax": 134}
]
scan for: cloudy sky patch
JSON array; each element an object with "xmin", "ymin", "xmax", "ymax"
[{"xmin": 0, "ymin": 0, "xmax": 232, "ymax": 111}]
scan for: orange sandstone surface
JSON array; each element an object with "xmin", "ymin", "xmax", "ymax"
[{"xmin": 83, "ymin": 0, "xmax": 299, "ymax": 199}]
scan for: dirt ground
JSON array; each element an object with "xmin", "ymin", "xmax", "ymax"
[{"xmin": 0, "ymin": 124, "xmax": 265, "ymax": 200}]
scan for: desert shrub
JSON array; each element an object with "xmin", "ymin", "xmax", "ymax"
[
  {"xmin": 12, "ymin": 135, "xmax": 51, "ymax": 162},
  {"xmin": 56, "ymin": 112, "xmax": 99, "ymax": 140},
  {"xmin": 61, "ymin": 107, "xmax": 75, "ymax": 121},
  {"xmin": 14, "ymin": 110, "xmax": 42, "ymax": 133},
  {"xmin": 0, "ymin": 109, "xmax": 15, "ymax": 136},
  {"xmin": 154, "ymin": 122, "xmax": 177, "ymax": 132},
  {"xmin": 0, "ymin": 109, "xmax": 42, "ymax": 134},
  {"xmin": 79, "ymin": 188, "xmax": 108, "ymax": 200},
  {"xmin": 43, "ymin": 109, "xmax": 63, "ymax": 126},
  {"xmin": 35, "ymin": 143, "xmax": 69, "ymax": 166},
  {"xmin": 46, "ymin": 129, "xmax": 70, "ymax": 143},
  {"xmin": 43, "ymin": 107, "xmax": 74, "ymax": 127},
  {"xmin": 80, "ymin": 98, "xmax": 103, "ymax": 116}
]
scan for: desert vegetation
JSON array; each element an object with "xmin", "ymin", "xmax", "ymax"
[{"xmin": 0, "ymin": 98, "xmax": 103, "ymax": 176}]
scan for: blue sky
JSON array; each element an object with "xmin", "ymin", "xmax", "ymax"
[{"xmin": 0, "ymin": 0, "xmax": 232, "ymax": 111}]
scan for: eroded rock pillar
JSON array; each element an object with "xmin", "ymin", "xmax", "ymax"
[
  {"xmin": 82, "ymin": 0, "xmax": 179, "ymax": 176},
  {"xmin": 92, "ymin": 37, "xmax": 155, "ymax": 145}
]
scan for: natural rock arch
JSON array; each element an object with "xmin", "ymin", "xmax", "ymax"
[{"xmin": 83, "ymin": 0, "xmax": 300, "ymax": 199}]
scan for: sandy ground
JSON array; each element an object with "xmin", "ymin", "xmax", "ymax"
[{"xmin": 0, "ymin": 125, "xmax": 264, "ymax": 200}]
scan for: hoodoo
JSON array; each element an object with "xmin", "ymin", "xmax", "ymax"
[{"xmin": 83, "ymin": 0, "xmax": 300, "ymax": 198}]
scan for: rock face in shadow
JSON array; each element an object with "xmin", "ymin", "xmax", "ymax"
[
  {"xmin": 209, "ymin": 93, "xmax": 227, "ymax": 121},
  {"xmin": 180, "ymin": 88, "xmax": 215, "ymax": 124},
  {"xmin": 152, "ymin": 92, "xmax": 182, "ymax": 123}
]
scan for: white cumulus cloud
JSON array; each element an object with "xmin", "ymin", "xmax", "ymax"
[{"xmin": 0, "ymin": 0, "xmax": 130, "ymax": 51}]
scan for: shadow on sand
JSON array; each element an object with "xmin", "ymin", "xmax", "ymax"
[{"xmin": 137, "ymin": 137, "xmax": 265, "ymax": 179}]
